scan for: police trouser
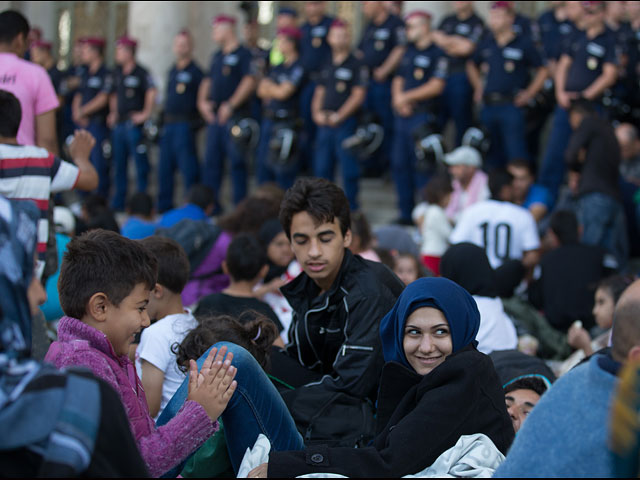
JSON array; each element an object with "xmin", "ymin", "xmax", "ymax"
[
  {"xmin": 440, "ymin": 71, "xmax": 474, "ymax": 146},
  {"xmin": 363, "ymin": 79, "xmax": 394, "ymax": 172},
  {"xmin": 86, "ymin": 120, "xmax": 110, "ymax": 199},
  {"xmin": 313, "ymin": 116, "xmax": 360, "ymax": 211},
  {"xmin": 111, "ymin": 121, "xmax": 149, "ymax": 210},
  {"xmin": 203, "ymin": 120, "xmax": 248, "ymax": 209},
  {"xmin": 299, "ymin": 80, "xmax": 318, "ymax": 172},
  {"xmin": 391, "ymin": 112, "xmax": 433, "ymax": 222},
  {"xmin": 256, "ymin": 118, "xmax": 297, "ymax": 191},
  {"xmin": 480, "ymin": 102, "xmax": 529, "ymax": 171},
  {"xmin": 158, "ymin": 121, "xmax": 200, "ymax": 213}
]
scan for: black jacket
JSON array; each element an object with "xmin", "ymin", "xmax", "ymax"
[
  {"xmin": 268, "ymin": 346, "xmax": 515, "ymax": 478},
  {"xmin": 279, "ymin": 249, "xmax": 404, "ymax": 443}
]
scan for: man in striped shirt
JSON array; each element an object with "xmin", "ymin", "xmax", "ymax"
[{"xmin": 0, "ymin": 89, "xmax": 98, "ymax": 276}]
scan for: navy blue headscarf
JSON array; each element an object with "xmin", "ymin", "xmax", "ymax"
[{"xmin": 380, "ymin": 277, "xmax": 481, "ymax": 370}]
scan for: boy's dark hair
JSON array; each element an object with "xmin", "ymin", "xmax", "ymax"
[
  {"xmin": 85, "ymin": 206, "xmax": 120, "ymax": 234},
  {"xmin": 218, "ymin": 196, "xmax": 281, "ymax": 235},
  {"xmin": 0, "ymin": 90, "xmax": 22, "ymax": 138},
  {"xmin": 187, "ymin": 184, "xmax": 215, "ymax": 211},
  {"xmin": 58, "ymin": 229, "xmax": 157, "ymax": 319},
  {"xmin": 549, "ymin": 210, "xmax": 579, "ymax": 245},
  {"xmin": 569, "ymin": 98, "xmax": 597, "ymax": 118},
  {"xmin": 488, "ymin": 168, "xmax": 514, "ymax": 200},
  {"xmin": 507, "ymin": 158, "xmax": 532, "ymax": 173},
  {"xmin": 350, "ymin": 211, "xmax": 373, "ymax": 250},
  {"xmin": 0, "ymin": 10, "xmax": 29, "ymax": 45},
  {"xmin": 504, "ymin": 376, "xmax": 549, "ymax": 397},
  {"xmin": 127, "ymin": 192, "xmax": 153, "ymax": 217},
  {"xmin": 174, "ymin": 314, "xmax": 278, "ymax": 371},
  {"xmin": 139, "ymin": 236, "xmax": 190, "ymax": 294},
  {"xmin": 598, "ymin": 274, "xmax": 634, "ymax": 304},
  {"xmin": 422, "ymin": 174, "xmax": 453, "ymax": 205},
  {"xmin": 225, "ymin": 233, "xmax": 267, "ymax": 282},
  {"xmin": 279, "ymin": 177, "xmax": 350, "ymax": 240}
]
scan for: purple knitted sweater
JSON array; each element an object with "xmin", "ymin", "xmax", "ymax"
[{"xmin": 45, "ymin": 316, "xmax": 218, "ymax": 477}]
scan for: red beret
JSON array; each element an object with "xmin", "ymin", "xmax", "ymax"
[
  {"xmin": 116, "ymin": 35, "xmax": 138, "ymax": 49},
  {"xmin": 404, "ymin": 10, "xmax": 432, "ymax": 22},
  {"xmin": 491, "ymin": 1, "xmax": 514, "ymax": 10},
  {"xmin": 581, "ymin": 1, "xmax": 604, "ymax": 10},
  {"xmin": 212, "ymin": 15, "xmax": 237, "ymax": 26},
  {"xmin": 277, "ymin": 26, "xmax": 302, "ymax": 40},
  {"xmin": 31, "ymin": 40, "xmax": 52, "ymax": 50},
  {"xmin": 84, "ymin": 37, "xmax": 106, "ymax": 48},
  {"xmin": 330, "ymin": 18, "xmax": 349, "ymax": 29}
]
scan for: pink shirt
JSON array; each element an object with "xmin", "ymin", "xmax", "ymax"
[{"xmin": 0, "ymin": 52, "xmax": 59, "ymax": 146}]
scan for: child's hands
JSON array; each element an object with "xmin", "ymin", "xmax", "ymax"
[
  {"xmin": 187, "ymin": 346, "xmax": 238, "ymax": 421},
  {"xmin": 69, "ymin": 129, "xmax": 96, "ymax": 161}
]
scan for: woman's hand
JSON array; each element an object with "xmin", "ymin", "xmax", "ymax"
[
  {"xmin": 248, "ymin": 463, "xmax": 268, "ymax": 478},
  {"xmin": 187, "ymin": 346, "xmax": 238, "ymax": 421}
]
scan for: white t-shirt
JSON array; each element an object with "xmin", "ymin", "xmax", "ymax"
[
  {"xmin": 136, "ymin": 309, "xmax": 198, "ymax": 419},
  {"xmin": 449, "ymin": 199, "xmax": 540, "ymax": 269},
  {"xmin": 412, "ymin": 202, "xmax": 452, "ymax": 257},
  {"xmin": 473, "ymin": 296, "xmax": 518, "ymax": 354}
]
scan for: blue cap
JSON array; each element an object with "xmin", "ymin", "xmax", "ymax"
[{"xmin": 278, "ymin": 6, "xmax": 298, "ymax": 17}]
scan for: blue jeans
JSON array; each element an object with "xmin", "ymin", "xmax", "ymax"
[
  {"xmin": 441, "ymin": 71, "xmax": 473, "ymax": 146},
  {"xmin": 256, "ymin": 118, "xmax": 297, "ymax": 190},
  {"xmin": 313, "ymin": 117, "xmax": 360, "ymax": 211},
  {"xmin": 538, "ymin": 106, "xmax": 571, "ymax": 201},
  {"xmin": 480, "ymin": 103, "xmax": 529, "ymax": 171},
  {"xmin": 157, "ymin": 342, "xmax": 304, "ymax": 474},
  {"xmin": 86, "ymin": 120, "xmax": 110, "ymax": 198},
  {"xmin": 391, "ymin": 112, "xmax": 433, "ymax": 221},
  {"xmin": 158, "ymin": 122, "xmax": 200, "ymax": 212},
  {"xmin": 203, "ymin": 122, "xmax": 248, "ymax": 207},
  {"xmin": 578, "ymin": 192, "xmax": 629, "ymax": 269},
  {"xmin": 363, "ymin": 79, "xmax": 394, "ymax": 172},
  {"xmin": 111, "ymin": 121, "xmax": 149, "ymax": 210}
]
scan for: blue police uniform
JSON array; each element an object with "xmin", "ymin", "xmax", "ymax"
[
  {"xmin": 313, "ymin": 53, "xmax": 369, "ymax": 211},
  {"xmin": 249, "ymin": 45, "xmax": 270, "ymax": 123},
  {"xmin": 256, "ymin": 58, "xmax": 305, "ymax": 190},
  {"xmin": 474, "ymin": 30, "xmax": 543, "ymax": 169},
  {"xmin": 60, "ymin": 64, "xmax": 87, "ymax": 147},
  {"xmin": 158, "ymin": 60, "xmax": 203, "ymax": 212},
  {"xmin": 299, "ymin": 15, "xmax": 334, "ymax": 170},
  {"xmin": 626, "ymin": 26, "xmax": 640, "ymax": 109},
  {"xmin": 392, "ymin": 43, "xmax": 448, "ymax": 221},
  {"xmin": 539, "ymin": 27, "xmax": 617, "ymax": 199},
  {"xmin": 78, "ymin": 64, "xmax": 112, "ymax": 198},
  {"xmin": 111, "ymin": 63, "xmax": 154, "ymax": 210},
  {"xmin": 202, "ymin": 45, "xmax": 254, "ymax": 208},
  {"xmin": 437, "ymin": 12, "xmax": 485, "ymax": 145},
  {"xmin": 537, "ymin": 9, "xmax": 575, "ymax": 62},
  {"xmin": 358, "ymin": 13, "xmax": 406, "ymax": 172}
]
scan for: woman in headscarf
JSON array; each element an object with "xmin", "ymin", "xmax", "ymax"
[
  {"xmin": 170, "ymin": 277, "xmax": 514, "ymax": 477},
  {"xmin": 440, "ymin": 243, "xmax": 519, "ymax": 354}
]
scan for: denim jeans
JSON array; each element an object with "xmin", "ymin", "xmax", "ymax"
[
  {"xmin": 363, "ymin": 79, "xmax": 394, "ymax": 172},
  {"xmin": 157, "ymin": 122, "xmax": 200, "ymax": 212},
  {"xmin": 578, "ymin": 192, "xmax": 629, "ymax": 269},
  {"xmin": 203, "ymin": 122, "xmax": 248, "ymax": 207},
  {"xmin": 440, "ymin": 71, "xmax": 473, "ymax": 146},
  {"xmin": 157, "ymin": 342, "xmax": 304, "ymax": 474},
  {"xmin": 111, "ymin": 121, "xmax": 149, "ymax": 210},
  {"xmin": 86, "ymin": 121, "xmax": 110, "ymax": 199},
  {"xmin": 313, "ymin": 117, "xmax": 360, "ymax": 211},
  {"xmin": 480, "ymin": 103, "xmax": 529, "ymax": 171},
  {"xmin": 391, "ymin": 112, "xmax": 434, "ymax": 221}
]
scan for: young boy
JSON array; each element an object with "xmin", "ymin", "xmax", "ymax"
[
  {"xmin": 45, "ymin": 229, "xmax": 237, "ymax": 477},
  {"xmin": 136, "ymin": 236, "xmax": 196, "ymax": 418},
  {"xmin": 195, "ymin": 233, "xmax": 285, "ymax": 347}
]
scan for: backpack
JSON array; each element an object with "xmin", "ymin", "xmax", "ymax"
[{"xmin": 155, "ymin": 219, "xmax": 222, "ymax": 274}]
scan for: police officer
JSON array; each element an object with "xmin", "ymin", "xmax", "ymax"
[
  {"xmin": 467, "ymin": 1, "xmax": 548, "ymax": 170},
  {"xmin": 107, "ymin": 36, "xmax": 157, "ymax": 211},
  {"xmin": 269, "ymin": 7, "xmax": 299, "ymax": 68},
  {"xmin": 538, "ymin": 2, "xmax": 576, "ymax": 75},
  {"xmin": 432, "ymin": 1, "xmax": 485, "ymax": 146},
  {"xmin": 256, "ymin": 26, "xmax": 305, "ymax": 190},
  {"xmin": 198, "ymin": 15, "xmax": 256, "ymax": 210},
  {"xmin": 538, "ymin": 0, "xmax": 617, "ymax": 200},
  {"xmin": 358, "ymin": 0, "xmax": 407, "ymax": 175},
  {"xmin": 245, "ymin": 19, "xmax": 269, "ymax": 124},
  {"xmin": 391, "ymin": 11, "xmax": 448, "ymax": 223},
  {"xmin": 157, "ymin": 30, "xmax": 203, "ymax": 213},
  {"xmin": 312, "ymin": 19, "xmax": 368, "ymax": 211},
  {"xmin": 299, "ymin": 1, "xmax": 334, "ymax": 171},
  {"xmin": 72, "ymin": 37, "xmax": 112, "ymax": 198}
]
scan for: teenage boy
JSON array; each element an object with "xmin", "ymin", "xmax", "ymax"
[
  {"xmin": 274, "ymin": 177, "xmax": 404, "ymax": 444},
  {"xmin": 136, "ymin": 236, "xmax": 196, "ymax": 419}
]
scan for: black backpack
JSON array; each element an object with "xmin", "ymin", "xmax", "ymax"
[{"xmin": 155, "ymin": 219, "xmax": 222, "ymax": 274}]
